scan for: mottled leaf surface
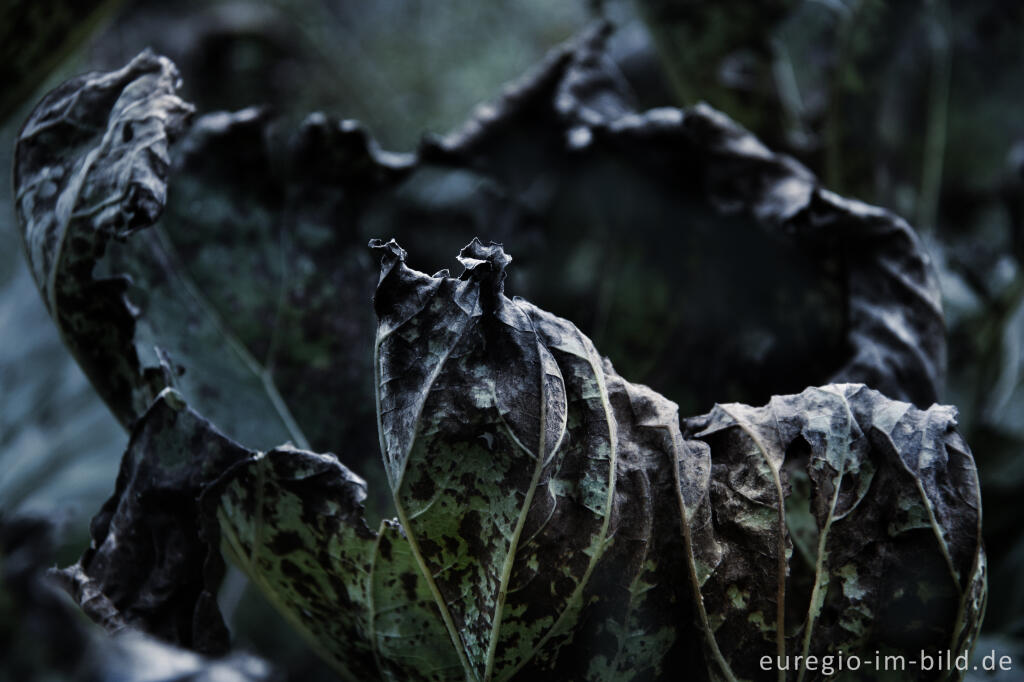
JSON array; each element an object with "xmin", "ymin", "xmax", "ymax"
[
  {"xmin": 374, "ymin": 237, "xmax": 615, "ymax": 679},
  {"xmin": 681, "ymin": 384, "xmax": 986, "ymax": 681},
  {"xmin": 371, "ymin": 238, "xmax": 713, "ymax": 681},
  {"xmin": 370, "ymin": 521, "xmax": 466, "ymax": 682},
  {"xmin": 370, "ymin": 240, "xmax": 984, "ymax": 681},
  {"xmin": 210, "ymin": 445, "xmax": 462, "ymax": 682},
  {"xmin": 211, "ymin": 446, "xmax": 379, "ymax": 681}
]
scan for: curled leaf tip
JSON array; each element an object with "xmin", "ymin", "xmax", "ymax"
[
  {"xmin": 368, "ymin": 238, "xmax": 408, "ymax": 262},
  {"xmin": 457, "ymin": 239, "xmax": 511, "ymax": 309},
  {"xmin": 456, "ymin": 237, "xmax": 511, "ymax": 277}
]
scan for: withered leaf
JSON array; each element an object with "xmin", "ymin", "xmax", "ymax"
[
  {"xmin": 0, "ymin": 514, "xmax": 274, "ymax": 681},
  {"xmin": 12, "ymin": 49, "xmax": 401, "ymax": 502},
  {"xmin": 681, "ymin": 384, "xmax": 986, "ymax": 681},
  {"xmin": 14, "ymin": 25, "xmax": 946, "ymax": 529},
  {"xmin": 13, "ymin": 24, "xmax": 980, "ymax": 682},
  {"xmin": 369, "ymin": 239, "xmax": 984, "ymax": 681},
  {"xmin": 51, "ymin": 239, "xmax": 984, "ymax": 682},
  {"xmin": 55, "ymin": 387, "xmax": 251, "ymax": 654},
  {"xmin": 14, "ymin": 51, "xmax": 194, "ymax": 428}
]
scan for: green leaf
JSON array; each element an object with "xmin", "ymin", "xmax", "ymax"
[
  {"xmin": 211, "ymin": 445, "xmax": 462, "ymax": 682},
  {"xmin": 213, "ymin": 447, "xmax": 379, "ymax": 681},
  {"xmin": 370, "ymin": 520, "xmax": 466, "ymax": 682}
]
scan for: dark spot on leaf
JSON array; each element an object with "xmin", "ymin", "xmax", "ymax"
[
  {"xmin": 400, "ymin": 572, "xmax": 418, "ymax": 602},
  {"xmin": 267, "ymin": 530, "xmax": 303, "ymax": 557}
]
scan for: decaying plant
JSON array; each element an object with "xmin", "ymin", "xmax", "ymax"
[{"xmin": 12, "ymin": 24, "xmax": 985, "ymax": 682}]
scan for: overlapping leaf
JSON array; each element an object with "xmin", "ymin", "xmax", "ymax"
[
  {"xmin": 11, "ymin": 25, "xmax": 984, "ymax": 682},
  {"xmin": 38, "ymin": 237, "xmax": 986, "ymax": 682},
  {"xmin": 14, "ymin": 26, "xmax": 946, "ymax": 522},
  {"xmin": 55, "ymin": 388, "xmax": 251, "ymax": 653},
  {"xmin": 374, "ymin": 237, "xmax": 616, "ymax": 679},
  {"xmin": 210, "ymin": 444, "xmax": 464, "ymax": 682},
  {"xmin": 370, "ymin": 240, "xmax": 984, "ymax": 681}
]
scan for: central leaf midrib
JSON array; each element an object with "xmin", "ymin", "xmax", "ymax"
[
  {"xmin": 498, "ymin": 346, "xmax": 618, "ymax": 682},
  {"xmin": 671, "ymin": 432, "xmax": 738, "ymax": 682},
  {"xmin": 483, "ymin": 334, "xmax": 556, "ymax": 681},
  {"xmin": 796, "ymin": 391, "xmax": 854, "ymax": 682},
  {"xmin": 719, "ymin": 405, "xmax": 787, "ymax": 682},
  {"xmin": 375, "ymin": 297, "xmax": 478, "ymax": 681}
]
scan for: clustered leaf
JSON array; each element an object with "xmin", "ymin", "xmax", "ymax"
[
  {"xmin": 11, "ymin": 23, "xmax": 985, "ymax": 682},
  {"xmin": 13, "ymin": 26, "xmax": 947, "ymax": 520},
  {"xmin": 53, "ymin": 238, "xmax": 983, "ymax": 681},
  {"xmin": 366, "ymin": 240, "xmax": 984, "ymax": 681}
]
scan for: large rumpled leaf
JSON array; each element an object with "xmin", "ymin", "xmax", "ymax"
[
  {"xmin": 44, "ymin": 238, "xmax": 983, "ymax": 681},
  {"xmin": 13, "ymin": 22, "xmax": 979, "ymax": 682},
  {"xmin": 364, "ymin": 238, "xmax": 982, "ymax": 681},
  {"xmin": 407, "ymin": 23, "xmax": 944, "ymax": 411},
  {"xmin": 372, "ymin": 236, "xmax": 648, "ymax": 678},
  {"xmin": 13, "ymin": 26, "xmax": 945, "ymax": 530},
  {"xmin": 14, "ymin": 50, "xmax": 195, "ymax": 430},
  {"xmin": 681, "ymin": 383, "xmax": 986, "ymax": 681},
  {"xmin": 623, "ymin": 0, "xmax": 1024, "ymax": 654}
]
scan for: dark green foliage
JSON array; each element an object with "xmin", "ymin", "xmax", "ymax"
[
  {"xmin": 2, "ymin": 3, "xmax": 1013, "ymax": 680},
  {"xmin": 35, "ymin": 236, "xmax": 983, "ymax": 681}
]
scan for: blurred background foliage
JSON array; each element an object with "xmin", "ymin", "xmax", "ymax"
[{"xmin": 2, "ymin": 0, "xmax": 1024, "ymax": 679}]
